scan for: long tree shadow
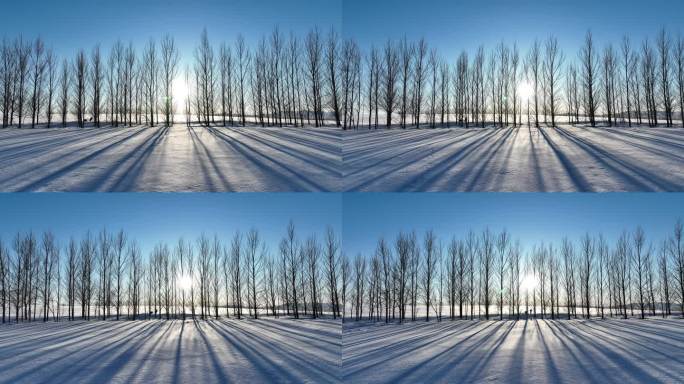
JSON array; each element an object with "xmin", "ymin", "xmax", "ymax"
[
  {"xmin": 537, "ymin": 127, "xmax": 593, "ymax": 191},
  {"xmin": 408, "ymin": 127, "xmax": 511, "ymax": 191},
  {"xmin": 459, "ymin": 127, "xmax": 518, "ymax": 191},
  {"xmin": 224, "ymin": 127, "xmax": 342, "ymax": 176},
  {"xmin": 239, "ymin": 128, "xmax": 342, "ymax": 167},
  {"xmin": 186, "ymin": 125, "xmax": 233, "ymax": 191},
  {"xmin": 0, "ymin": 320, "xmax": 103, "ymax": 347},
  {"xmin": 372, "ymin": 128, "xmax": 500, "ymax": 191},
  {"xmin": 593, "ymin": 320, "xmax": 684, "ymax": 347},
  {"xmin": 343, "ymin": 129, "xmax": 469, "ymax": 172},
  {"xmin": 586, "ymin": 128, "xmax": 684, "ymax": 161},
  {"xmin": 545, "ymin": 320, "xmax": 613, "ymax": 383},
  {"xmin": 0, "ymin": 320, "xmax": 137, "ymax": 360},
  {"xmin": 73, "ymin": 126, "xmax": 170, "ymax": 191},
  {"xmin": 12, "ymin": 128, "xmax": 154, "ymax": 191},
  {"xmin": 534, "ymin": 320, "xmax": 562, "ymax": 383},
  {"xmin": 0, "ymin": 128, "xmax": 141, "ymax": 187},
  {"xmin": 459, "ymin": 321, "xmax": 517, "ymax": 382},
  {"xmin": 382, "ymin": 321, "xmax": 504, "ymax": 383},
  {"xmin": 90, "ymin": 321, "xmax": 174, "ymax": 383},
  {"xmin": 345, "ymin": 321, "xmax": 485, "ymax": 381},
  {"xmin": 0, "ymin": 128, "xmax": 114, "ymax": 162},
  {"xmin": 222, "ymin": 319, "xmax": 340, "ymax": 376},
  {"xmin": 555, "ymin": 321, "xmax": 664, "ymax": 383},
  {"xmin": 554, "ymin": 126, "xmax": 680, "ymax": 190},
  {"xmin": 207, "ymin": 126, "xmax": 328, "ymax": 191},
  {"xmin": 208, "ymin": 319, "xmax": 337, "ymax": 382},
  {"xmin": 343, "ymin": 320, "xmax": 478, "ymax": 373},
  {"xmin": 191, "ymin": 320, "xmax": 232, "ymax": 383},
  {"xmin": 4, "ymin": 321, "xmax": 157, "ymax": 383}
]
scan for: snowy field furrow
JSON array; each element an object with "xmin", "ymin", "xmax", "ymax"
[
  {"xmin": 0, "ymin": 125, "xmax": 342, "ymax": 192},
  {"xmin": 0, "ymin": 318, "xmax": 341, "ymax": 384},
  {"xmin": 343, "ymin": 126, "xmax": 684, "ymax": 191},
  {"xmin": 342, "ymin": 319, "xmax": 684, "ymax": 384}
]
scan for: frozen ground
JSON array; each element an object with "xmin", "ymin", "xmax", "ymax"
[
  {"xmin": 342, "ymin": 318, "xmax": 684, "ymax": 383},
  {"xmin": 343, "ymin": 125, "xmax": 684, "ymax": 191},
  {"xmin": 0, "ymin": 318, "xmax": 341, "ymax": 384},
  {"xmin": 0, "ymin": 124, "xmax": 341, "ymax": 191}
]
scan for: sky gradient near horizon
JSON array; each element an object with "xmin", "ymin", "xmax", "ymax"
[
  {"xmin": 343, "ymin": 193, "xmax": 684, "ymax": 258},
  {"xmin": 343, "ymin": 0, "xmax": 684, "ymax": 58},
  {"xmin": 0, "ymin": 193, "xmax": 342, "ymax": 257},
  {"xmin": 0, "ymin": 0, "xmax": 341, "ymax": 64},
  {"xmin": 2, "ymin": 0, "xmax": 681, "ymax": 63}
]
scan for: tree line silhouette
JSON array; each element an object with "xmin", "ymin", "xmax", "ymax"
[
  {"xmin": 0, "ymin": 222, "xmax": 342, "ymax": 323},
  {"xmin": 344, "ymin": 220, "xmax": 684, "ymax": 323},
  {"xmin": 1, "ymin": 28, "xmax": 682, "ymax": 130}
]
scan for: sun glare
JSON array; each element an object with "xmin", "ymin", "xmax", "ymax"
[
  {"xmin": 171, "ymin": 77, "xmax": 189, "ymax": 111},
  {"xmin": 518, "ymin": 81, "xmax": 533, "ymax": 102},
  {"xmin": 520, "ymin": 273, "xmax": 538, "ymax": 293},
  {"xmin": 178, "ymin": 274, "xmax": 192, "ymax": 291}
]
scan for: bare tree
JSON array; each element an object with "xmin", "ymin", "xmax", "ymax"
[
  {"xmin": 235, "ymin": 35, "xmax": 250, "ymax": 126},
  {"xmin": 91, "ymin": 45, "xmax": 103, "ymax": 127},
  {"xmin": 657, "ymin": 29, "xmax": 674, "ymax": 127},
  {"xmin": 160, "ymin": 35, "xmax": 179, "ymax": 127},
  {"xmin": 381, "ymin": 40, "xmax": 399, "ymax": 128},
  {"xmin": 579, "ymin": 31, "xmax": 599, "ymax": 126},
  {"xmin": 74, "ymin": 50, "xmax": 88, "ymax": 128},
  {"xmin": 28, "ymin": 38, "xmax": 46, "ymax": 128},
  {"xmin": 544, "ymin": 36, "xmax": 564, "ymax": 126}
]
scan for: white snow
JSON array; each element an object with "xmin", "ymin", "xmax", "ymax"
[
  {"xmin": 342, "ymin": 318, "xmax": 684, "ymax": 383},
  {"xmin": 0, "ymin": 318, "xmax": 341, "ymax": 383},
  {"xmin": 0, "ymin": 124, "xmax": 342, "ymax": 191},
  {"xmin": 343, "ymin": 125, "xmax": 684, "ymax": 191}
]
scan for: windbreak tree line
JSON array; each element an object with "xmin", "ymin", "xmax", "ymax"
[
  {"xmin": 0, "ymin": 222, "xmax": 343, "ymax": 323},
  {"xmin": 1, "ymin": 28, "xmax": 682, "ymax": 130},
  {"xmin": 342, "ymin": 220, "xmax": 684, "ymax": 323}
]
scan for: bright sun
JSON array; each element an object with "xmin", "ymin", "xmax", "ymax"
[
  {"xmin": 171, "ymin": 77, "xmax": 189, "ymax": 111},
  {"xmin": 520, "ymin": 273, "xmax": 538, "ymax": 293},
  {"xmin": 178, "ymin": 274, "xmax": 192, "ymax": 291},
  {"xmin": 518, "ymin": 81, "xmax": 533, "ymax": 101}
]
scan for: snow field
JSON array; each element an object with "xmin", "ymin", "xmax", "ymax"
[
  {"xmin": 343, "ymin": 125, "xmax": 684, "ymax": 191},
  {"xmin": 0, "ymin": 124, "xmax": 342, "ymax": 192},
  {"xmin": 0, "ymin": 318, "xmax": 341, "ymax": 383},
  {"xmin": 342, "ymin": 318, "xmax": 684, "ymax": 383}
]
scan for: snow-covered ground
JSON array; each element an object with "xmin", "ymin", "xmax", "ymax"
[
  {"xmin": 0, "ymin": 124, "xmax": 342, "ymax": 191},
  {"xmin": 342, "ymin": 318, "xmax": 684, "ymax": 383},
  {"xmin": 343, "ymin": 125, "xmax": 684, "ymax": 191},
  {"xmin": 0, "ymin": 318, "xmax": 341, "ymax": 383}
]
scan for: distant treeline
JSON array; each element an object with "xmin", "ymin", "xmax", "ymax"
[
  {"xmin": 0, "ymin": 222, "xmax": 343, "ymax": 323},
  {"xmin": 1, "ymin": 27, "xmax": 682, "ymax": 130},
  {"xmin": 345, "ymin": 220, "xmax": 683, "ymax": 323}
]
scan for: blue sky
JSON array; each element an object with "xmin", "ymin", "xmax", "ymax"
[
  {"xmin": 0, "ymin": 0, "xmax": 341, "ymax": 65},
  {"xmin": 343, "ymin": 0, "xmax": 684, "ymax": 59},
  {"xmin": 2, "ymin": 0, "xmax": 681, "ymax": 65},
  {"xmin": 343, "ymin": 193, "xmax": 684, "ymax": 258},
  {"xmin": 0, "ymin": 193, "xmax": 341, "ymax": 257}
]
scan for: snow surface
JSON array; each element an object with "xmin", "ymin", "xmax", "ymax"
[
  {"xmin": 0, "ymin": 318, "xmax": 341, "ymax": 383},
  {"xmin": 343, "ymin": 125, "xmax": 684, "ymax": 191},
  {"xmin": 342, "ymin": 318, "xmax": 684, "ymax": 383},
  {"xmin": 0, "ymin": 124, "xmax": 342, "ymax": 191}
]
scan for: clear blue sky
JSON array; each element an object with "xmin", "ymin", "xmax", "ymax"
[
  {"xmin": 343, "ymin": 193, "xmax": 684, "ymax": 258},
  {"xmin": 0, "ymin": 193, "xmax": 341, "ymax": 257},
  {"xmin": 1, "ymin": 0, "xmax": 341, "ymax": 65},
  {"xmin": 3, "ymin": 0, "xmax": 681, "ymax": 66},
  {"xmin": 343, "ymin": 0, "xmax": 684, "ymax": 59}
]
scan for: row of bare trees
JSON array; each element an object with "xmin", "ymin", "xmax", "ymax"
[
  {"xmin": 0, "ymin": 35, "xmax": 179, "ymax": 128},
  {"xmin": 344, "ymin": 220, "xmax": 684, "ymax": 322},
  {"xmin": 363, "ymin": 29, "xmax": 684, "ymax": 129},
  {"xmin": 2, "ymin": 28, "xmax": 682, "ymax": 130},
  {"xmin": 0, "ymin": 222, "xmax": 343, "ymax": 323}
]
